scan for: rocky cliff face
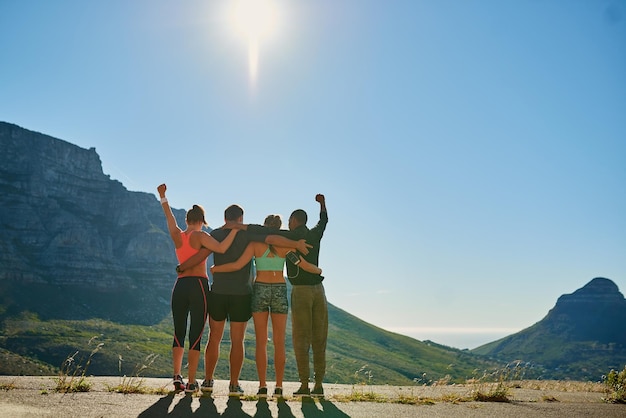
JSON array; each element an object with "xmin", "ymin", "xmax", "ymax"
[
  {"xmin": 544, "ymin": 277, "xmax": 626, "ymax": 344},
  {"xmin": 0, "ymin": 122, "xmax": 187, "ymax": 324}
]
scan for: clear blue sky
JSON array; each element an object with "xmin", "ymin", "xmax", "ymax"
[{"xmin": 1, "ymin": 0, "xmax": 625, "ymax": 349}]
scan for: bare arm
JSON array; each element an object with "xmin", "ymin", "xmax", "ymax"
[
  {"xmin": 177, "ymin": 247, "xmax": 211, "ymax": 273},
  {"xmin": 211, "ymin": 243, "xmax": 256, "ymax": 274},
  {"xmin": 266, "ymin": 235, "xmax": 312, "ymax": 255},
  {"xmin": 299, "ymin": 256, "xmax": 322, "ymax": 275},
  {"xmin": 177, "ymin": 229, "xmax": 238, "ymax": 272},
  {"xmin": 157, "ymin": 184, "xmax": 182, "ymax": 248},
  {"xmin": 198, "ymin": 229, "xmax": 239, "ymax": 254}
]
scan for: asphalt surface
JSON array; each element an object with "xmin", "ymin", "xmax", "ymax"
[{"xmin": 0, "ymin": 376, "xmax": 624, "ymax": 417}]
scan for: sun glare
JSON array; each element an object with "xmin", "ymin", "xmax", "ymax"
[{"xmin": 228, "ymin": 0, "xmax": 279, "ymax": 86}]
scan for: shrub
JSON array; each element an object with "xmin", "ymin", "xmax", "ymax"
[
  {"xmin": 603, "ymin": 366, "xmax": 626, "ymax": 404},
  {"xmin": 54, "ymin": 337, "xmax": 103, "ymax": 393}
]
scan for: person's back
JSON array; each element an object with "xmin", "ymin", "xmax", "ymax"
[
  {"xmin": 285, "ymin": 208, "xmax": 327, "ymax": 286},
  {"xmin": 175, "ymin": 231, "xmax": 208, "ymax": 279},
  {"xmin": 210, "ymin": 227, "xmax": 254, "ymax": 295}
]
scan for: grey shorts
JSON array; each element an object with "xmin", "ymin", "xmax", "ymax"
[{"xmin": 252, "ymin": 282, "xmax": 289, "ymax": 314}]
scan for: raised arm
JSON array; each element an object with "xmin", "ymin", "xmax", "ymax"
[
  {"xmin": 211, "ymin": 243, "xmax": 256, "ymax": 274},
  {"xmin": 157, "ymin": 184, "xmax": 182, "ymax": 248},
  {"xmin": 266, "ymin": 235, "xmax": 312, "ymax": 255},
  {"xmin": 316, "ymin": 193, "xmax": 327, "ymax": 213}
]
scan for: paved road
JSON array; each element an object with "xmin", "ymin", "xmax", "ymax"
[{"xmin": 0, "ymin": 376, "xmax": 624, "ymax": 417}]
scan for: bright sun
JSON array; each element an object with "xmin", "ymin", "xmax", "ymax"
[{"xmin": 227, "ymin": 0, "xmax": 279, "ymax": 86}]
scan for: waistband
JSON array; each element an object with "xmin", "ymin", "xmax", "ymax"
[
  {"xmin": 254, "ymin": 281, "xmax": 287, "ymax": 287},
  {"xmin": 177, "ymin": 275, "xmax": 209, "ymax": 280}
]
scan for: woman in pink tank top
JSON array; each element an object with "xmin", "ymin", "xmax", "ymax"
[{"xmin": 157, "ymin": 183, "xmax": 239, "ymax": 394}]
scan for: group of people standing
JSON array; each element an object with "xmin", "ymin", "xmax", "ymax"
[{"xmin": 157, "ymin": 184, "xmax": 329, "ymax": 399}]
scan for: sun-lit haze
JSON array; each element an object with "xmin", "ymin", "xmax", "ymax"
[
  {"xmin": 1, "ymin": 0, "xmax": 625, "ymax": 349},
  {"xmin": 227, "ymin": 0, "xmax": 280, "ymax": 87}
]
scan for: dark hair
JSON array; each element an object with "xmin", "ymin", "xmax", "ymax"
[
  {"xmin": 264, "ymin": 214, "xmax": 282, "ymax": 255},
  {"xmin": 224, "ymin": 204, "xmax": 244, "ymax": 221},
  {"xmin": 290, "ymin": 209, "xmax": 307, "ymax": 226},
  {"xmin": 186, "ymin": 204, "xmax": 208, "ymax": 226},
  {"xmin": 264, "ymin": 214, "xmax": 282, "ymax": 230}
]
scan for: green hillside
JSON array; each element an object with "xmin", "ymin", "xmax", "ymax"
[
  {"xmin": 0, "ymin": 305, "xmax": 497, "ymax": 385},
  {"xmin": 472, "ymin": 278, "xmax": 626, "ymax": 381},
  {"xmin": 472, "ymin": 322, "xmax": 626, "ymax": 381}
]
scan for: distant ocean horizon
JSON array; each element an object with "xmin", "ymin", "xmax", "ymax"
[{"xmin": 385, "ymin": 327, "xmax": 523, "ymax": 350}]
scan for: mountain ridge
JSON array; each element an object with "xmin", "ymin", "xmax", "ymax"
[
  {"xmin": 1, "ymin": 121, "xmax": 623, "ymax": 383},
  {"xmin": 0, "ymin": 121, "xmax": 186, "ymax": 324},
  {"xmin": 472, "ymin": 277, "xmax": 626, "ymax": 380},
  {"xmin": 0, "ymin": 121, "xmax": 496, "ymax": 384}
]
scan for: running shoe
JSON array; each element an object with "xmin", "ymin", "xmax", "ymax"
[
  {"xmin": 229, "ymin": 384, "xmax": 244, "ymax": 397},
  {"xmin": 293, "ymin": 385, "xmax": 310, "ymax": 397},
  {"xmin": 185, "ymin": 381, "xmax": 199, "ymax": 394},
  {"xmin": 173, "ymin": 374, "xmax": 186, "ymax": 392},
  {"xmin": 311, "ymin": 385, "xmax": 324, "ymax": 398},
  {"xmin": 256, "ymin": 387, "xmax": 268, "ymax": 398},
  {"xmin": 200, "ymin": 379, "xmax": 214, "ymax": 393}
]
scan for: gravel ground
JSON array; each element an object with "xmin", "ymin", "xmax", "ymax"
[{"xmin": 0, "ymin": 376, "xmax": 624, "ymax": 417}]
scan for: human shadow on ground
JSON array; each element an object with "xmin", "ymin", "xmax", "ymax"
[
  {"xmin": 137, "ymin": 393, "xmax": 176, "ymax": 417},
  {"xmin": 222, "ymin": 397, "xmax": 252, "ymax": 418},
  {"xmin": 253, "ymin": 399, "xmax": 272, "ymax": 418},
  {"xmin": 195, "ymin": 396, "xmax": 220, "ymax": 416},
  {"xmin": 138, "ymin": 392, "xmax": 221, "ymax": 417},
  {"xmin": 168, "ymin": 393, "xmax": 193, "ymax": 416},
  {"xmin": 277, "ymin": 399, "xmax": 297, "ymax": 418},
  {"xmin": 301, "ymin": 397, "xmax": 351, "ymax": 417}
]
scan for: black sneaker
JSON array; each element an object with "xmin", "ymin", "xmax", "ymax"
[
  {"xmin": 200, "ymin": 379, "xmax": 214, "ymax": 396},
  {"xmin": 273, "ymin": 387, "xmax": 283, "ymax": 399},
  {"xmin": 256, "ymin": 387, "xmax": 268, "ymax": 398},
  {"xmin": 311, "ymin": 385, "xmax": 324, "ymax": 398},
  {"xmin": 293, "ymin": 385, "xmax": 310, "ymax": 397},
  {"xmin": 229, "ymin": 384, "xmax": 244, "ymax": 397},
  {"xmin": 185, "ymin": 381, "xmax": 199, "ymax": 394},
  {"xmin": 173, "ymin": 375, "xmax": 186, "ymax": 392}
]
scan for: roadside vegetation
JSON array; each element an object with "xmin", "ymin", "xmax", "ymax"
[
  {"xmin": 603, "ymin": 366, "xmax": 626, "ymax": 403},
  {"xmin": 1, "ymin": 314, "xmax": 623, "ymax": 404}
]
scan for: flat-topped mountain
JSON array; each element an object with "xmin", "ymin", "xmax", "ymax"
[
  {"xmin": 0, "ymin": 121, "xmax": 185, "ymax": 324},
  {"xmin": 0, "ymin": 121, "xmax": 495, "ymax": 383}
]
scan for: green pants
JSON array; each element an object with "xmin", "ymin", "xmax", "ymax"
[{"xmin": 290, "ymin": 284, "xmax": 328, "ymax": 386}]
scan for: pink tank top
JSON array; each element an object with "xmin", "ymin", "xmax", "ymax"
[{"xmin": 175, "ymin": 231, "xmax": 208, "ymax": 278}]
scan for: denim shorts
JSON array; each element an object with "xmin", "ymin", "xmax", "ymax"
[{"xmin": 252, "ymin": 282, "xmax": 289, "ymax": 314}]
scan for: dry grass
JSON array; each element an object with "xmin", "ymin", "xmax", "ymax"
[
  {"xmin": 0, "ymin": 382, "xmax": 17, "ymax": 391},
  {"xmin": 512, "ymin": 380, "xmax": 605, "ymax": 393}
]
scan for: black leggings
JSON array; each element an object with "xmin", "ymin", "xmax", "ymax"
[{"xmin": 171, "ymin": 276, "xmax": 209, "ymax": 351}]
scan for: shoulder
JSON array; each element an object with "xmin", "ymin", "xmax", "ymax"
[
  {"xmin": 190, "ymin": 230, "xmax": 210, "ymax": 241},
  {"xmin": 253, "ymin": 242, "xmax": 269, "ymax": 255}
]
